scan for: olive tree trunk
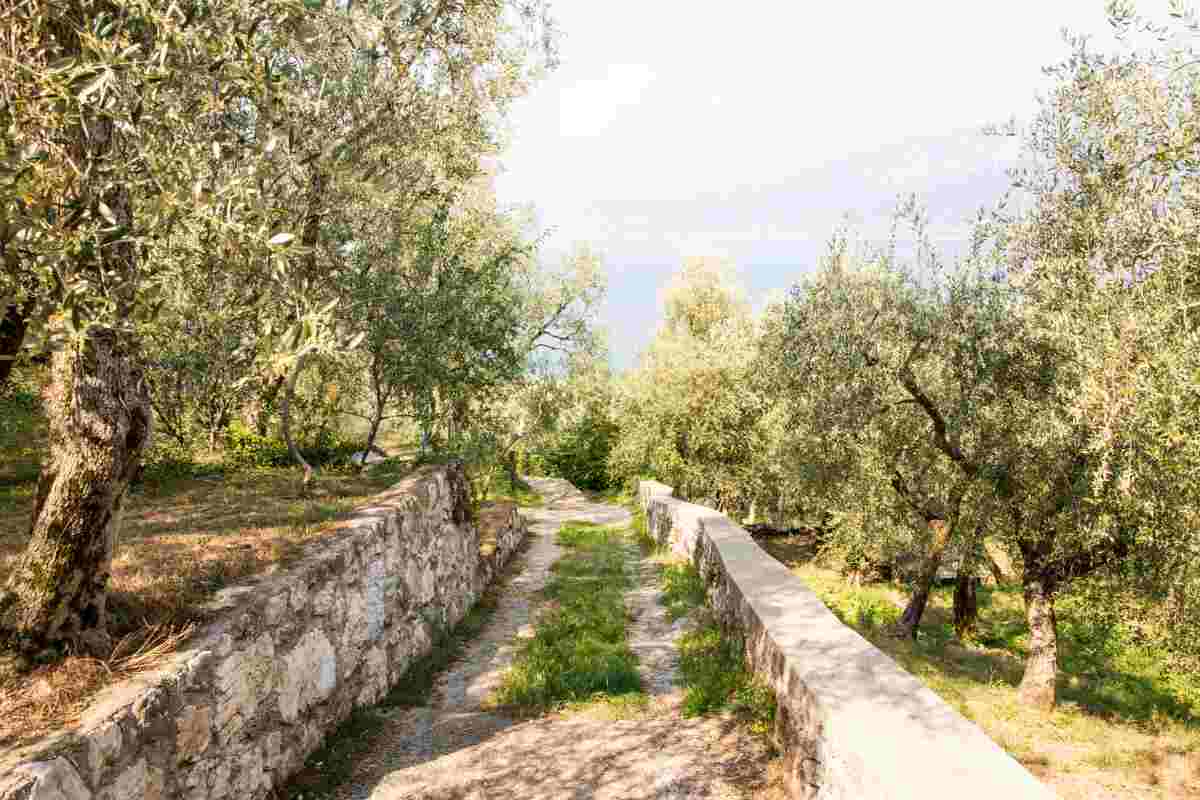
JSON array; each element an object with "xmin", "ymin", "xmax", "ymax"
[
  {"xmin": 0, "ymin": 330, "xmax": 151, "ymax": 654},
  {"xmin": 953, "ymin": 573, "xmax": 979, "ymax": 640},
  {"xmin": 1019, "ymin": 573, "xmax": 1059, "ymax": 709},
  {"xmin": 893, "ymin": 518, "xmax": 951, "ymax": 639}
]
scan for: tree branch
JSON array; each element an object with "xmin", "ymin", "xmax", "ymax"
[{"xmin": 897, "ymin": 343, "xmax": 977, "ymax": 477}]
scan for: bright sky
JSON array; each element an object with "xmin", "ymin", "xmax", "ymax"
[{"xmin": 493, "ymin": 1, "xmax": 1125, "ymax": 370}]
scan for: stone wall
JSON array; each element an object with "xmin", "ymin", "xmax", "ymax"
[
  {"xmin": 639, "ymin": 480, "xmax": 1057, "ymax": 800},
  {"xmin": 2, "ymin": 464, "xmax": 526, "ymax": 800}
]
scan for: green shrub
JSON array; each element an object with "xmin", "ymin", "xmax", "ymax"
[
  {"xmin": 223, "ymin": 421, "xmax": 358, "ymax": 470},
  {"xmin": 534, "ymin": 416, "xmax": 618, "ymax": 491}
]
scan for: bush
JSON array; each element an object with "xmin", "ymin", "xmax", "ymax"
[
  {"xmin": 138, "ymin": 440, "xmax": 207, "ymax": 485},
  {"xmin": 534, "ymin": 416, "xmax": 618, "ymax": 491},
  {"xmin": 222, "ymin": 421, "xmax": 359, "ymax": 471}
]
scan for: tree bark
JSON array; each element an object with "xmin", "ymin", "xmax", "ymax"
[
  {"xmin": 953, "ymin": 573, "xmax": 979, "ymax": 640},
  {"xmin": 0, "ymin": 330, "xmax": 151, "ymax": 654},
  {"xmin": 893, "ymin": 518, "xmax": 951, "ymax": 639},
  {"xmin": 1019, "ymin": 573, "xmax": 1059, "ymax": 709},
  {"xmin": 280, "ymin": 353, "xmax": 314, "ymax": 495},
  {"xmin": 985, "ymin": 549, "xmax": 1007, "ymax": 586}
]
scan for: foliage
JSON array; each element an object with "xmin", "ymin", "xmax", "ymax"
[
  {"xmin": 493, "ymin": 522, "xmax": 640, "ymax": 711},
  {"xmin": 223, "ymin": 421, "xmax": 358, "ymax": 471},
  {"xmin": 609, "ymin": 258, "xmax": 768, "ymax": 516},
  {"xmin": 0, "ymin": 0, "xmax": 568, "ymax": 649},
  {"xmin": 613, "ymin": 5, "xmax": 1200, "ymax": 710},
  {"xmin": 535, "ymin": 406, "xmax": 618, "ymax": 491}
]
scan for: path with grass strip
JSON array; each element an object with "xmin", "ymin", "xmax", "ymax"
[{"xmin": 287, "ymin": 478, "xmax": 779, "ymax": 800}]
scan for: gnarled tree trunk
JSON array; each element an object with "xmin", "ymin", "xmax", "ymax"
[
  {"xmin": 0, "ymin": 330, "xmax": 151, "ymax": 654},
  {"xmin": 893, "ymin": 518, "xmax": 951, "ymax": 639},
  {"xmin": 953, "ymin": 573, "xmax": 979, "ymax": 640},
  {"xmin": 1019, "ymin": 572, "xmax": 1059, "ymax": 709}
]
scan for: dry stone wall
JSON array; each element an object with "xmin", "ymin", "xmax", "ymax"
[
  {"xmin": 639, "ymin": 480, "xmax": 1057, "ymax": 800},
  {"xmin": 2, "ymin": 464, "xmax": 525, "ymax": 800}
]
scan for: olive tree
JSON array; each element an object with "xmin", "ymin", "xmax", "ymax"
[
  {"xmin": 610, "ymin": 258, "xmax": 769, "ymax": 514},
  {"xmin": 0, "ymin": 0, "xmax": 557, "ymax": 653},
  {"xmin": 760, "ymin": 209, "xmax": 1005, "ymax": 639}
]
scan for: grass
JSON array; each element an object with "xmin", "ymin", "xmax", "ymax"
[
  {"xmin": 677, "ymin": 613, "xmax": 777, "ymax": 741},
  {"xmin": 658, "ymin": 557, "xmax": 777, "ymax": 741},
  {"xmin": 492, "ymin": 521, "xmax": 641, "ymax": 712},
  {"xmin": 628, "ymin": 506, "xmax": 659, "ymax": 553},
  {"xmin": 758, "ymin": 538, "xmax": 1200, "ymax": 800},
  {"xmin": 659, "ymin": 559, "xmax": 706, "ymax": 621}
]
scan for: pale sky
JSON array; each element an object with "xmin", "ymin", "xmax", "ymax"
[{"xmin": 493, "ymin": 1, "xmax": 1126, "ymax": 369}]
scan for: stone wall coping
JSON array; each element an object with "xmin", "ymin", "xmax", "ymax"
[{"xmin": 639, "ymin": 482, "xmax": 1057, "ymax": 800}]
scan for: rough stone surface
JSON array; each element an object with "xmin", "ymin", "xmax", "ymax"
[
  {"xmin": 1, "ymin": 465, "xmax": 525, "ymax": 800},
  {"xmin": 639, "ymin": 481, "xmax": 1059, "ymax": 800}
]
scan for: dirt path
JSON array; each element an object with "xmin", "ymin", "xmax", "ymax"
[{"xmin": 315, "ymin": 478, "xmax": 779, "ymax": 800}]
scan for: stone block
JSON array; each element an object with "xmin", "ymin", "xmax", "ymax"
[
  {"xmin": 277, "ymin": 630, "xmax": 337, "ymax": 723},
  {"xmin": 176, "ymin": 704, "xmax": 212, "ymax": 763}
]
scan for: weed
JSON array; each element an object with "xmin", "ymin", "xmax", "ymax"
[
  {"xmin": 677, "ymin": 613, "xmax": 776, "ymax": 740},
  {"xmin": 659, "ymin": 560, "xmax": 705, "ymax": 621},
  {"xmin": 494, "ymin": 522, "xmax": 640, "ymax": 711}
]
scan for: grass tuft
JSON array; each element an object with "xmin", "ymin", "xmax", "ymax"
[
  {"xmin": 659, "ymin": 560, "xmax": 706, "ymax": 621},
  {"xmin": 677, "ymin": 613, "xmax": 776, "ymax": 740},
  {"xmin": 493, "ymin": 522, "xmax": 641, "ymax": 712}
]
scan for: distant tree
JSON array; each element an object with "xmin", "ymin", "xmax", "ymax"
[{"xmin": 610, "ymin": 258, "xmax": 768, "ymax": 514}]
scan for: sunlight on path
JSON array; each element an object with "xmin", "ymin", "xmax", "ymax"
[{"xmin": 316, "ymin": 477, "xmax": 778, "ymax": 800}]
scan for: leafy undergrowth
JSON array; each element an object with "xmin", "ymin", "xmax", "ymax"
[
  {"xmin": 759, "ymin": 538, "xmax": 1200, "ymax": 800},
  {"xmin": 492, "ymin": 521, "xmax": 641, "ymax": 712}
]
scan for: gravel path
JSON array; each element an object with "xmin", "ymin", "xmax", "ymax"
[{"xmin": 308, "ymin": 478, "xmax": 780, "ymax": 800}]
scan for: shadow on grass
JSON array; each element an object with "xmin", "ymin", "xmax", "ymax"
[{"xmin": 758, "ymin": 538, "xmax": 1200, "ymax": 728}]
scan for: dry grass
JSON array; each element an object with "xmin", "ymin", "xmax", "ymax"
[
  {"xmin": 0, "ymin": 622, "xmax": 196, "ymax": 749},
  {"xmin": 758, "ymin": 536, "xmax": 1200, "ymax": 800},
  {"xmin": 0, "ymin": 460, "xmax": 413, "ymax": 750}
]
